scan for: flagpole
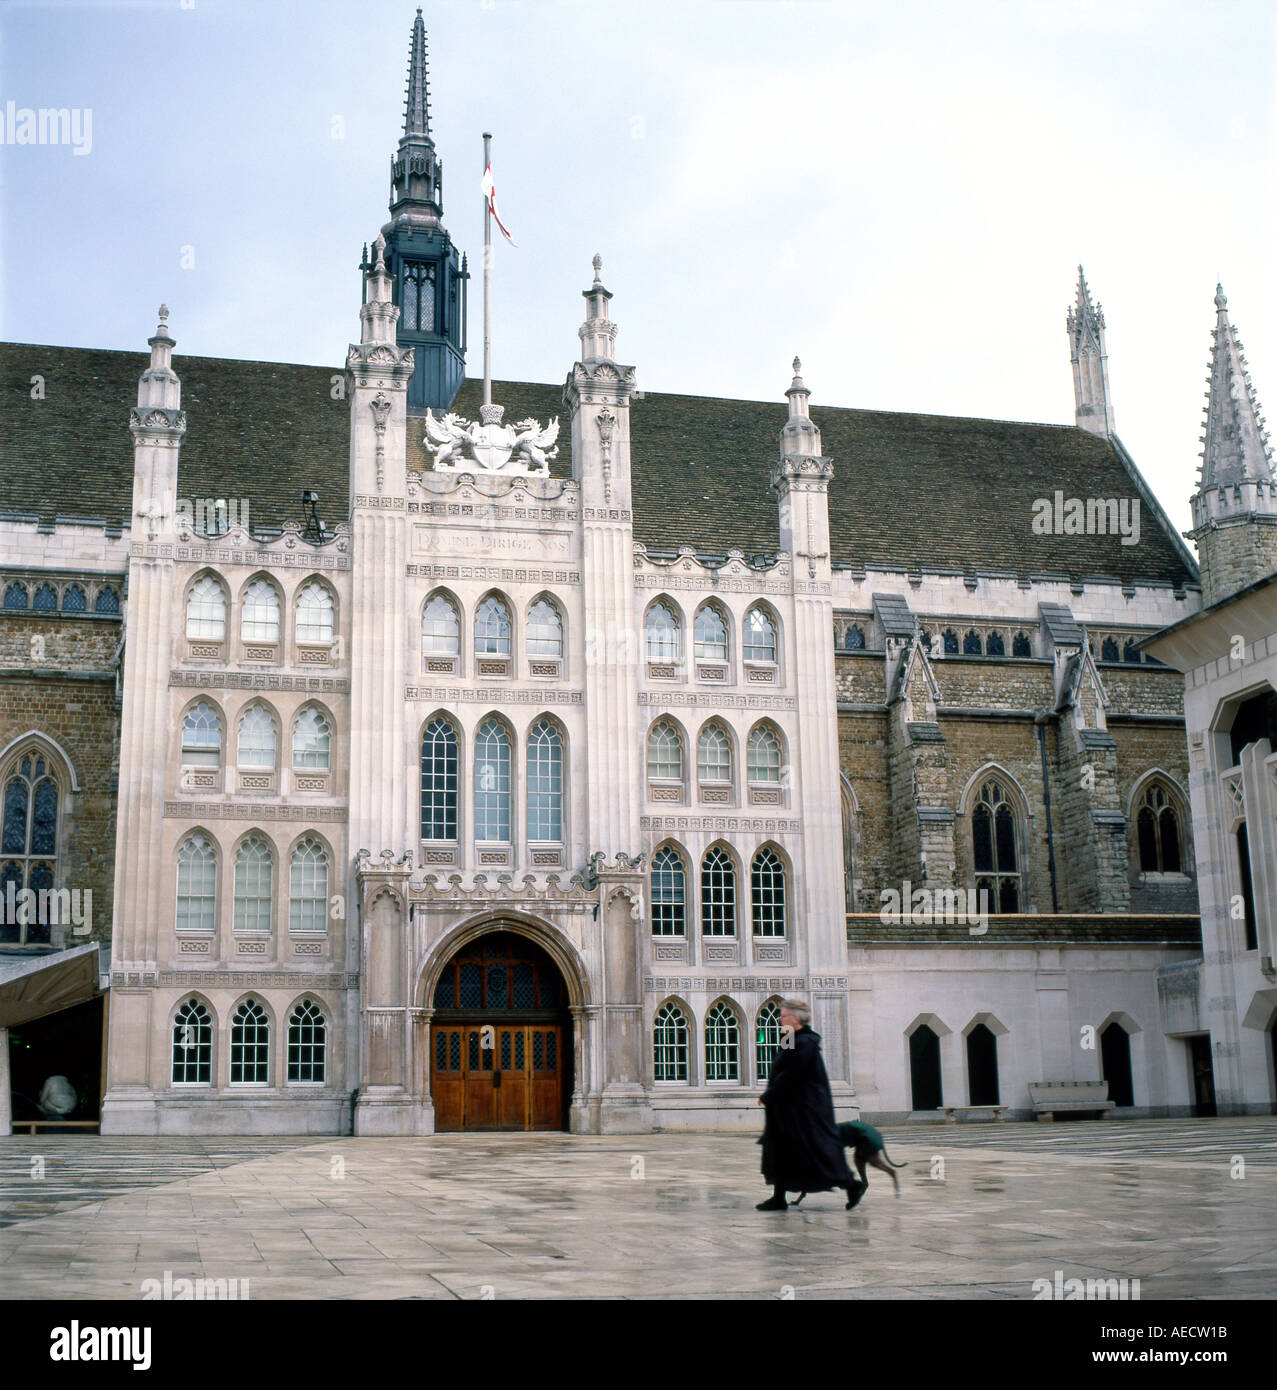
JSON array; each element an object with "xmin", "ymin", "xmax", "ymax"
[{"xmin": 482, "ymin": 131, "xmax": 492, "ymax": 409}]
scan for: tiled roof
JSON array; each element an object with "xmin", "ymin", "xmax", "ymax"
[{"xmin": 0, "ymin": 343, "xmax": 1197, "ymax": 587}]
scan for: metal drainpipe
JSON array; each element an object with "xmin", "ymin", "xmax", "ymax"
[{"xmin": 1035, "ymin": 710, "xmax": 1060, "ymax": 914}]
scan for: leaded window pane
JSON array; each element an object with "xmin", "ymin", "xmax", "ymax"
[
  {"xmin": 645, "ymin": 603, "xmax": 681, "ymax": 663},
  {"xmin": 176, "ymin": 835, "xmax": 217, "ymax": 932},
  {"xmin": 513, "ymin": 963, "xmax": 536, "ymax": 1008},
  {"xmin": 3, "ymin": 583, "xmax": 28, "ymax": 610},
  {"xmin": 986, "ymin": 631, "xmax": 1005, "ymax": 657},
  {"xmin": 459, "ymin": 962, "xmax": 482, "ymax": 1008},
  {"xmin": 1012, "ymin": 632, "xmax": 1032, "ymax": 657},
  {"xmin": 292, "ymin": 708, "xmax": 331, "ymax": 770},
  {"xmin": 422, "ymin": 595, "xmax": 460, "ymax": 655},
  {"xmin": 694, "ymin": 605, "xmax": 728, "ymax": 661},
  {"xmin": 33, "ymin": 584, "xmax": 57, "ymax": 612},
  {"xmin": 182, "ymin": 702, "xmax": 222, "ymax": 766},
  {"xmin": 943, "ymin": 630, "xmax": 959, "ymax": 655},
  {"xmin": 186, "ymin": 576, "xmax": 226, "ymax": 640},
  {"xmin": 238, "ymin": 706, "xmax": 277, "ymax": 768},
  {"xmin": 650, "ymin": 846, "xmax": 686, "ymax": 936},
  {"xmin": 62, "ymin": 585, "xmax": 86, "ymax": 613},
  {"xmin": 973, "ymin": 782, "xmax": 1020, "ymax": 914},
  {"xmin": 705, "ymin": 1002, "xmax": 740, "ymax": 1081},
  {"xmin": 653, "ymin": 1002, "xmax": 689, "ymax": 1081},
  {"xmin": 527, "ymin": 600, "xmax": 563, "ymax": 658},
  {"xmin": 242, "ymin": 579, "xmax": 281, "ymax": 642},
  {"xmin": 234, "ymin": 835, "xmax": 273, "ymax": 933},
  {"xmin": 95, "ymin": 587, "xmax": 120, "ymax": 615},
  {"xmin": 747, "ymin": 726, "xmax": 781, "ymax": 783},
  {"xmin": 2, "ymin": 778, "xmax": 28, "ymax": 854},
  {"xmin": 421, "ymin": 717, "xmax": 459, "ymax": 840},
  {"xmin": 647, "ymin": 721, "xmax": 683, "ymax": 781},
  {"xmin": 296, "ymin": 582, "xmax": 335, "ymax": 644},
  {"xmin": 751, "ymin": 848, "xmax": 786, "ymax": 937},
  {"xmin": 475, "ymin": 596, "xmax": 512, "ymax": 656},
  {"xmin": 287, "ymin": 1000, "xmax": 326, "ymax": 1083},
  {"xmin": 1102, "ymin": 637, "xmax": 1119, "ymax": 661},
  {"xmin": 289, "ymin": 838, "xmax": 328, "ymax": 932},
  {"xmin": 230, "ymin": 999, "xmax": 269, "ymax": 1084},
  {"xmin": 963, "ymin": 630, "xmax": 982, "ymax": 655},
  {"xmin": 697, "ymin": 724, "xmax": 732, "ymax": 783},
  {"xmin": 743, "ymin": 607, "xmax": 776, "ymax": 663},
  {"xmin": 172, "ymin": 999, "xmax": 212, "ymax": 1084},
  {"xmin": 701, "ymin": 847, "xmax": 736, "ymax": 936},
  {"xmin": 844, "ymin": 624, "xmax": 865, "ymax": 651},
  {"xmin": 474, "ymin": 720, "xmax": 511, "ymax": 841},
  {"xmin": 756, "ymin": 1001, "xmax": 783, "ymax": 1080},
  {"xmin": 526, "ymin": 719, "xmax": 563, "ymax": 842}
]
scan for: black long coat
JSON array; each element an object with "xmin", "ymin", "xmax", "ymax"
[{"xmin": 759, "ymin": 1027, "xmax": 854, "ymax": 1193}]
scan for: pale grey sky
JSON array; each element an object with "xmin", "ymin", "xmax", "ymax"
[{"xmin": 2, "ymin": 0, "xmax": 1274, "ymax": 534}]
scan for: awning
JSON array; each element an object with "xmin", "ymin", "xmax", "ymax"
[{"xmin": 0, "ymin": 944, "xmax": 102, "ymax": 1028}]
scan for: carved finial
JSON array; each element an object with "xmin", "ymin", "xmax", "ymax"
[
  {"xmin": 158, "ymin": 304, "xmax": 169, "ymax": 325},
  {"xmin": 592, "ymin": 253, "xmax": 603, "ymax": 284},
  {"xmin": 1215, "ymin": 282, "xmax": 1228, "ymax": 312},
  {"xmin": 374, "ymin": 233, "xmax": 387, "ymax": 273},
  {"xmin": 792, "ymin": 356, "xmax": 801, "ymax": 376}
]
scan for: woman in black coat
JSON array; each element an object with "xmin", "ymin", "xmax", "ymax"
[{"xmin": 757, "ymin": 1000, "xmax": 856, "ymax": 1210}]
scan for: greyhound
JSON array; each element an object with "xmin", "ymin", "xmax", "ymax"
[{"xmin": 792, "ymin": 1121, "xmax": 908, "ymax": 1208}]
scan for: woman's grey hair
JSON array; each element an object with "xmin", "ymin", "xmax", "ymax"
[{"xmin": 781, "ymin": 998, "xmax": 811, "ymax": 1027}]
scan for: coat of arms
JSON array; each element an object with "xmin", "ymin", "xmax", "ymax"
[{"xmin": 423, "ymin": 403, "xmax": 559, "ymax": 476}]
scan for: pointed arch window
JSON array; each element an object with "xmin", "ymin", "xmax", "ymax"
[
  {"xmin": 653, "ymin": 1002, "xmax": 689, "ymax": 1081},
  {"xmin": 172, "ymin": 998, "xmax": 213, "ymax": 1084},
  {"xmin": 176, "ymin": 834, "xmax": 217, "ymax": 932},
  {"xmin": 527, "ymin": 719, "xmax": 563, "ymax": 842},
  {"xmin": 844, "ymin": 624, "xmax": 865, "ymax": 651},
  {"xmin": 705, "ymin": 1002, "xmax": 741, "ymax": 1081},
  {"xmin": 751, "ymin": 848, "xmax": 786, "ymax": 937},
  {"xmin": 94, "ymin": 586, "xmax": 119, "ymax": 615},
  {"xmin": 230, "ymin": 999, "xmax": 270, "ymax": 1084},
  {"xmin": 292, "ymin": 708, "xmax": 331, "ymax": 770},
  {"xmin": 756, "ymin": 1001, "xmax": 783, "ymax": 1081},
  {"xmin": 1123, "ymin": 638, "xmax": 1141, "ymax": 664},
  {"xmin": 985, "ymin": 631, "xmax": 1005, "ymax": 657},
  {"xmin": 295, "ymin": 581, "xmax": 334, "ymax": 644},
  {"xmin": 747, "ymin": 725, "xmax": 782, "ymax": 783},
  {"xmin": 242, "ymin": 579, "xmax": 281, "ymax": 643},
  {"xmin": 527, "ymin": 599, "xmax": 563, "ymax": 658},
  {"xmin": 238, "ymin": 706, "xmax": 277, "ymax": 769},
  {"xmin": 474, "ymin": 719, "xmax": 512, "ymax": 842},
  {"xmin": 186, "ymin": 576, "xmax": 227, "ymax": 640},
  {"xmin": 287, "ymin": 999, "xmax": 327, "ymax": 1083},
  {"xmin": 1136, "ymin": 783, "xmax": 1181, "ymax": 873},
  {"xmin": 421, "ymin": 717, "xmax": 459, "ymax": 841},
  {"xmin": 694, "ymin": 604, "xmax": 728, "ymax": 662},
  {"xmin": 647, "ymin": 721, "xmax": 683, "ymax": 782},
  {"xmin": 963, "ymin": 630, "xmax": 983, "ymax": 655},
  {"xmin": 943, "ymin": 629, "xmax": 959, "ymax": 655},
  {"xmin": 3, "ymin": 583, "xmax": 28, "ymax": 610},
  {"xmin": 233, "ymin": 835, "xmax": 273, "ymax": 933},
  {"xmin": 972, "ymin": 779, "xmax": 1020, "ymax": 913},
  {"xmin": 0, "ymin": 749, "xmax": 60, "ymax": 945},
  {"xmin": 422, "ymin": 593, "xmax": 461, "ymax": 656},
  {"xmin": 401, "ymin": 260, "xmax": 436, "ymax": 333},
  {"xmin": 62, "ymin": 584, "xmax": 87, "ymax": 613},
  {"xmin": 475, "ymin": 596, "xmax": 512, "ymax": 656},
  {"xmin": 701, "ymin": 847, "xmax": 736, "ymax": 936},
  {"xmin": 33, "ymin": 583, "xmax": 58, "ymax": 612},
  {"xmin": 645, "ymin": 602, "xmax": 681, "ymax": 663},
  {"xmin": 650, "ymin": 846, "xmax": 686, "ymax": 936},
  {"xmin": 289, "ymin": 838, "xmax": 329, "ymax": 933},
  {"xmin": 1101, "ymin": 636, "xmax": 1120, "ymax": 662},
  {"xmin": 181, "ymin": 702, "xmax": 222, "ymax": 767},
  {"xmin": 1012, "ymin": 632, "xmax": 1032, "ymax": 658},
  {"xmin": 697, "ymin": 723, "xmax": 732, "ymax": 784},
  {"xmin": 744, "ymin": 606, "xmax": 776, "ymax": 663}
]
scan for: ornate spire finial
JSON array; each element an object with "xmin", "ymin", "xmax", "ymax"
[
  {"xmin": 374, "ymin": 233, "xmax": 387, "ymax": 274},
  {"xmin": 1198, "ymin": 282, "xmax": 1272, "ymax": 490},
  {"xmin": 792, "ymin": 355, "xmax": 802, "ymax": 377},
  {"xmin": 1215, "ymin": 283, "xmax": 1228, "ymax": 312},
  {"xmin": 592, "ymin": 253, "xmax": 603, "ymax": 285},
  {"xmin": 403, "ymin": 8, "xmax": 431, "ymax": 140}
]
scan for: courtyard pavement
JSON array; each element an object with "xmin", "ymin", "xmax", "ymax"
[{"xmin": 0, "ymin": 1117, "xmax": 1273, "ymax": 1299}]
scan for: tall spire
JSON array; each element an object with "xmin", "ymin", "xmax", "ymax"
[
  {"xmin": 403, "ymin": 8, "xmax": 431, "ymax": 140},
  {"xmin": 1198, "ymin": 284, "xmax": 1273, "ymax": 489},
  {"xmin": 1067, "ymin": 265, "xmax": 1115, "ymax": 435},
  {"xmin": 1189, "ymin": 284, "xmax": 1277, "ymax": 604}
]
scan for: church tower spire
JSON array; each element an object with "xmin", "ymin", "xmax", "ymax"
[
  {"xmin": 1188, "ymin": 284, "xmax": 1277, "ymax": 604},
  {"xmin": 1067, "ymin": 266, "xmax": 1115, "ymax": 435},
  {"xmin": 377, "ymin": 9, "xmax": 467, "ymax": 413}
]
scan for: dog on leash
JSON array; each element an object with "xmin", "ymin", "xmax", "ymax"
[{"xmin": 792, "ymin": 1121, "xmax": 908, "ymax": 1209}]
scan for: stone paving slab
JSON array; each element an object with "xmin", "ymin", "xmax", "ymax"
[{"xmin": 0, "ymin": 1118, "xmax": 1273, "ymax": 1299}]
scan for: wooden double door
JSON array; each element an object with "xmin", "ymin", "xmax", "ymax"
[{"xmin": 432, "ymin": 1022, "xmax": 565, "ymax": 1131}]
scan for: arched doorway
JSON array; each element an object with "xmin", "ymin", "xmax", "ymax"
[
  {"xmin": 1100, "ymin": 1022, "xmax": 1134, "ymax": 1107},
  {"xmin": 909, "ymin": 1024, "xmax": 943, "ymax": 1111},
  {"xmin": 966, "ymin": 1023, "xmax": 999, "ymax": 1106},
  {"xmin": 429, "ymin": 930, "xmax": 573, "ymax": 1132}
]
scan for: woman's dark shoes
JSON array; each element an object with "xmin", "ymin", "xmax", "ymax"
[
  {"xmin": 755, "ymin": 1195, "xmax": 789, "ymax": 1211},
  {"xmin": 844, "ymin": 1182, "xmax": 866, "ymax": 1210}
]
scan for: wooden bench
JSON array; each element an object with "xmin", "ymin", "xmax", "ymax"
[
  {"xmin": 1028, "ymin": 1081, "xmax": 1116, "ymax": 1121},
  {"xmin": 941, "ymin": 1104, "xmax": 1009, "ymax": 1123}
]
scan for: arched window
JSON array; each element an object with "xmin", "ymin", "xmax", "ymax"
[
  {"xmin": 919, "ymin": 630, "xmax": 933, "ymax": 652},
  {"xmin": 171, "ymin": 998, "xmax": 212, "ymax": 1084},
  {"xmin": 181, "ymin": 702, "xmax": 222, "ymax": 767},
  {"xmin": 1123, "ymin": 638, "xmax": 1142, "ymax": 664},
  {"xmin": 705, "ymin": 1002, "xmax": 741, "ymax": 1081},
  {"xmin": 697, "ymin": 723, "xmax": 732, "ymax": 784},
  {"xmin": 985, "ymin": 631, "xmax": 1005, "ymax": 657},
  {"xmin": 0, "ymin": 748, "xmax": 59, "ymax": 945},
  {"xmin": 644, "ymin": 602, "xmax": 681, "ymax": 663},
  {"xmin": 422, "ymin": 593, "xmax": 460, "ymax": 656},
  {"xmin": 751, "ymin": 848, "xmax": 786, "ymax": 937},
  {"xmin": 287, "ymin": 999, "xmax": 326, "ymax": 1083},
  {"xmin": 972, "ymin": 779, "xmax": 1020, "ymax": 913},
  {"xmin": 1012, "ymin": 632, "xmax": 1032, "ymax": 658},
  {"xmin": 230, "ymin": 999, "xmax": 270, "ymax": 1084},
  {"xmin": 186, "ymin": 576, "xmax": 226, "ymax": 640},
  {"xmin": 94, "ymin": 586, "xmax": 120, "ymax": 615},
  {"xmin": 292, "ymin": 708, "xmax": 331, "ymax": 771},
  {"xmin": 653, "ymin": 1002, "xmax": 689, "ymax": 1081},
  {"xmin": 295, "ymin": 581, "xmax": 335, "ymax": 644},
  {"xmin": 943, "ymin": 629, "xmax": 959, "ymax": 655},
  {"xmin": 966, "ymin": 1023, "xmax": 999, "ymax": 1105},
  {"xmin": 701, "ymin": 847, "xmax": 736, "ymax": 936},
  {"xmin": 474, "ymin": 719, "xmax": 512, "ymax": 841},
  {"xmin": 756, "ymin": 1001, "xmax": 784, "ymax": 1081},
  {"xmin": 475, "ymin": 595, "xmax": 512, "ymax": 656},
  {"xmin": 527, "ymin": 599, "xmax": 563, "ymax": 658},
  {"xmin": 647, "ymin": 721, "xmax": 683, "ymax": 781},
  {"xmin": 963, "ymin": 630, "xmax": 982, "ymax": 655},
  {"xmin": 844, "ymin": 624, "xmax": 865, "ymax": 651},
  {"xmin": 421, "ymin": 716, "xmax": 459, "ymax": 841},
  {"xmin": 241, "ymin": 579, "xmax": 281, "ymax": 643},
  {"xmin": 694, "ymin": 604, "xmax": 728, "ymax": 662},
  {"xmin": 650, "ymin": 846, "xmax": 686, "ymax": 936},
  {"xmin": 176, "ymin": 834, "xmax": 217, "ymax": 932},
  {"xmin": 32, "ymin": 583, "xmax": 57, "ymax": 612},
  {"xmin": 744, "ymin": 606, "xmax": 776, "ymax": 663},
  {"xmin": 237, "ymin": 706, "xmax": 277, "ymax": 769},
  {"xmin": 62, "ymin": 584, "xmax": 86, "ymax": 613},
  {"xmin": 527, "ymin": 719, "xmax": 563, "ymax": 842},
  {"xmin": 3, "ymin": 583, "xmax": 28, "ymax": 610},
  {"xmin": 1101, "ymin": 636, "xmax": 1119, "ymax": 662},
  {"xmin": 233, "ymin": 835, "xmax": 273, "ymax": 933},
  {"xmin": 747, "ymin": 725, "xmax": 782, "ymax": 783},
  {"xmin": 289, "ymin": 838, "xmax": 329, "ymax": 933},
  {"xmin": 1136, "ymin": 783, "xmax": 1181, "ymax": 873}
]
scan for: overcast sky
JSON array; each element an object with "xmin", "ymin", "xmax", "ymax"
[{"xmin": 2, "ymin": 0, "xmax": 1274, "ymax": 534}]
